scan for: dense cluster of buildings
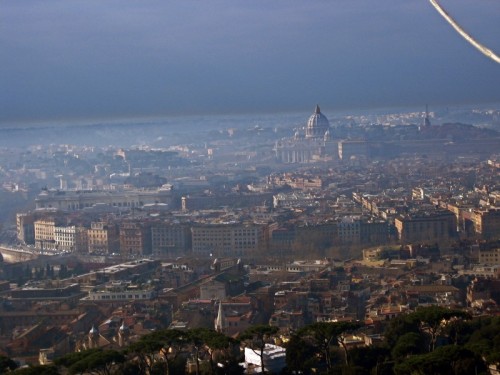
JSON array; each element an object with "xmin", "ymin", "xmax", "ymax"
[
  {"xmin": 2, "ymin": 240, "xmax": 500, "ymax": 369},
  {"xmin": 15, "ymin": 154, "xmax": 500, "ymax": 260},
  {"xmin": 0, "ymin": 105, "xmax": 499, "ymax": 370},
  {"xmin": 274, "ymin": 106, "xmax": 500, "ymax": 163}
]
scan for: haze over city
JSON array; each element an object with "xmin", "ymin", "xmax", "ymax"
[
  {"xmin": 1, "ymin": 1, "xmax": 500, "ymax": 374},
  {"xmin": 1, "ymin": 0, "xmax": 500, "ymax": 125}
]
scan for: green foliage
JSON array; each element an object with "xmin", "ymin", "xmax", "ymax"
[
  {"xmin": 166, "ymin": 356, "xmax": 187, "ymax": 375},
  {"xmin": 241, "ymin": 325, "xmax": 280, "ymax": 374},
  {"xmin": 0, "ymin": 355, "xmax": 18, "ymax": 373},
  {"xmin": 72, "ymin": 262, "xmax": 86, "ymax": 276},
  {"xmin": 391, "ymin": 332, "xmax": 425, "ymax": 360},
  {"xmin": 120, "ymin": 362, "xmax": 142, "ymax": 375},
  {"xmin": 412, "ymin": 306, "xmax": 469, "ymax": 352},
  {"xmin": 394, "ymin": 345, "xmax": 486, "ymax": 375},
  {"xmin": 150, "ymin": 361, "xmax": 169, "ymax": 375},
  {"xmin": 240, "ymin": 324, "xmax": 279, "ymax": 353},
  {"xmin": 384, "ymin": 306, "xmax": 469, "ymax": 353},
  {"xmin": 60, "ymin": 349, "xmax": 124, "ymax": 375},
  {"xmin": 12, "ymin": 365, "xmax": 59, "ymax": 375},
  {"xmin": 285, "ymin": 334, "xmax": 317, "ymax": 374},
  {"xmin": 125, "ymin": 328, "xmax": 240, "ymax": 375},
  {"xmin": 213, "ymin": 357, "xmax": 244, "ymax": 375},
  {"xmin": 188, "ymin": 328, "xmax": 241, "ymax": 375},
  {"xmin": 349, "ymin": 346, "xmax": 391, "ymax": 373},
  {"xmin": 68, "ymin": 350, "xmax": 125, "ymax": 375},
  {"xmin": 465, "ymin": 316, "xmax": 500, "ymax": 363},
  {"xmin": 240, "ymin": 324, "xmax": 280, "ymax": 341},
  {"xmin": 411, "ymin": 306, "xmax": 468, "ymax": 327},
  {"xmin": 383, "ymin": 314, "xmax": 420, "ymax": 349},
  {"xmin": 126, "ymin": 329, "xmax": 187, "ymax": 375},
  {"xmin": 58, "ymin": 264, "xmax": 69, "ymax": 279},
  {"xmin": 11, "ymin": 312, "xmax": 500, "ymax": 375},
  {"xmin": 296, "ymin": 321, "xmax": 362, "ymax": 370},
  {"xmin": 55, "ymin": 348, "xmax": 101, "ymax": 367}
]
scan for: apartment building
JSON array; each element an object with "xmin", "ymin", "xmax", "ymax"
[
  {"xmin": 191, "ymin": 223, "xmax": 266, "ymax": 257},
  {"xmin": 472, "ymin": 208, "xmax": 500, "ymax": 240},
  {"xmin": 54, "ymin": 225, "xmax": 88, "ymax": 253},
  {"xmin": 151, "ymin": 221, "xmax": 191, "ymax": 258},
  {"xmin": 395, "ymin": 210, "xmax": 457, "ymax": 245},
  {"xmin": 87, "ymin": 221, "xmax": 119, "ymax": 254},
  {"xmin": 119, "ymin": 221, "xmax": 152, "ymax": 257},
  {"xmin": 34, "ymin": 219, "xmax": 57, "ymax": 251}
]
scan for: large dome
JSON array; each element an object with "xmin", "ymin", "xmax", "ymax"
[{"xmin": 306, "ymin": 105, "xmax": 330, "ymax": 139}]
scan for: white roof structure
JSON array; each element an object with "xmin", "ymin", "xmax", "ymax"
[{"xmin": 244, "ymin": 344, "xmax": 286, "ymax": 373}]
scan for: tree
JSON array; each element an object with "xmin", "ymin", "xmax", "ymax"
[
  {"xmin": 189, "ymin": 328, "xmax": 240, "ymax": 375},
  {"xmin": 59, "ymin": 264, "xmax": 69, "ymax": 279},
  {"xmin": 45, "ymin": 263, "xmax": 52, "ymax": 278},
  {"xmin": 35, "ymin": 267, "xmax": 43, "ymax": 279},
  {"xmin": 0, "ymin": 355, "xmax": 18, "ymax": 373},
  {"xmin": 213, "ymin": 357, "xmax": 244, "ymax": 375},
  {"xmin": 383, "ymin": 314, "xmax": 420, "ymax": 349},
  {"xmin": 119, "ymin": 361, "xmax": 142, "ymax": 375},
  {"xmin": 391, "ymin": 332, "xmax": 425, "ymax": 361},
  {"xmin": 411, "ymin": 306, "xmax": 469, "ymax": 352},
  {"xmin": 240, "ymin": 325, "xmax": 279, "ymax": 374},
  {"xmin": 24, "ymin": 264, "xmax": 32, "ymax": 279},
  {"xmin": 12, "ymin": 365, "xmax": 59, "ymax": 375},
  {"xmin": 187, "ymin": 328, "xmax": 207, "ymax": 375},
  {"xmin": 349, "ymin": 346, "xmax": 391, "ymax": 374},
  {"xmin": 55, "ymin": 348, "xmax": 101, "ymax": 368},
  {"xmin": 394, "ymin": 345, "xmax": 486, "ymax": 375},
  {"xmin": 72, "ymin": 262, "xmax": 85, "ymax": 276},
  {"xmin": 464, "ymin": 316, "xmax": 500, "ymax": 365},
  {"xmin": 127, "ymin": 328, "xmax": 186, "ymax": 375},
  {"xmin": 285, "ymin": 334, "xmax": 317, "ymax": 374},
  {"xmin": 442, "ymin": 316, "xmax": 469, "ymax": 346},
  {"xmin": 67, "ymin": 349, "xmax": 124, "ymax": 375},
  {"xmin": 297, "ymin": 321, "xmax": 362, "ymax": 370}
]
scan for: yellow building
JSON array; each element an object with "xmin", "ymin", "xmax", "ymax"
[
  {"xmin": 472, "ymin": 208, "xmax": 500, "ymax": 240},
  {"xmin": 395, "ymin": 210, "xmax": 457, "ymax": 245},
  {"xmin": 87, "ymin": 221, "xmax": 119, "ymax": 254},
  {"xmin": 34, "ymin": 219, "xmax": 57, "ymax": 251}
]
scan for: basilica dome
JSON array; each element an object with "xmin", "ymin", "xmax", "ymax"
[{"xmin": 306, "ymin": 105, "xmax": 330, "ymax": 139}]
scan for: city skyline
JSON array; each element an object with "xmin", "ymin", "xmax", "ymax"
[{"xmin": 1, "ymin": 0, "xmax": 500, "ymax": 125}]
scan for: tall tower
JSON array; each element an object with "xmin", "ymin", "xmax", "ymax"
[
  {"xmin": 215, "ymin": 301, "xmax": 226, "ymax": 333},
  {"xmin": 423, "ymin": 104, "xmax": 431, "ymax": 127},
  {"xmin": 118, "ymin": 321, "xmax": 130, "ymax": 347},
  {"xmin": 88, "ymin": 325, "xmax": 99, "ymax": 349}
]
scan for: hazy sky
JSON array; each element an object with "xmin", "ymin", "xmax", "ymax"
[{"xmin": 1, "ymin": 0, "xmax": 499, "ymax": 125}]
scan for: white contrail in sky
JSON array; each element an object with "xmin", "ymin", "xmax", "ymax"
[{"xmin": 429, "ymin": 0, "xmax": 500, "ymax": 64}]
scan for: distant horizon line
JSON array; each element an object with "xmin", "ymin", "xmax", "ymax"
[{"xmin": 1, "ymin": 100, "xmax": 500, "ymax": 129}]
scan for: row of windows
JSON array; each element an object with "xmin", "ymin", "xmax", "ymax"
[
  {"xmin": 62, "ymin": 201, "xmax": 144, "ymax": 210},
  {"xmin": 402, "ymin": 221, "xmax": 448, "ymax": 230},
  {"xmin": 193, "ymin": 234, "xmax": 258, "ymax": 239},
  {"xmin": 152, "ymin": 234, "xmax": 184, "ymax": 240},
  {"xmin": 403, "ymin": 228, "xmax": 446, "ymax": 236},
  {"xmin": 92, "ymin": 293, "xmax": 149, "ymax": 300}
]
